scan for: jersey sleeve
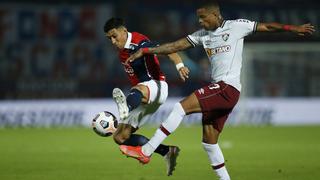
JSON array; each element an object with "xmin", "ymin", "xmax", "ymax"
[
  {"xmin": 138, "ymin": 40, "xmax": 159, "ymax": 48},
  {"xmin": 186, "ymin": 29, "xmax": 205, "ymax": 47},
  {"xmin": 132, "ymin": 40, "xmax": 159, "ymax": 54},
  {"xmin": 232, "ymin": 19, "xmax": 257, "ymax": 38}
]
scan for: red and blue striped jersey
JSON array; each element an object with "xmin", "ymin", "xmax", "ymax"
[{"xmin": 118, "ymin": 32, "xmax": 165, "ymax": 86}]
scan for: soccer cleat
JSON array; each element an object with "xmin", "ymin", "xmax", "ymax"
[
  {"xmin": 112, "ymin": 88, "xmax": 129, "ymax": 120},
  {"xmin": 119, "ymin": 145, "xmax": 151, "ymax": 164},
  {"xmin": 164, "ymin": 146, "xmax": 180, "ymax": 176}
]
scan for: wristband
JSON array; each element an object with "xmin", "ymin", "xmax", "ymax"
[
  {"xmin": 283, "ymin": 25, "xmax": 293, "ymax": 31},
  {"xmin": 176, "ymin": 63, "xmax": 184, "ymax": 70},
  {"xmin": 141, "ymin": 47, "xmax": 149, "ymax": 54}
]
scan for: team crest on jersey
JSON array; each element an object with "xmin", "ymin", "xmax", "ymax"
[
  {"xmin": 222, "ymin": 33, "xmax": 229, "ymax": 41},
  {"xmin": 129, "ymin": 44, "xmax": 136, "ymax": 50}
]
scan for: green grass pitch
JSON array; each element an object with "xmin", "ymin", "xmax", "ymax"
[{"xmin": 0, "ymin": 125, "xmax": 319, "ymax": 180}]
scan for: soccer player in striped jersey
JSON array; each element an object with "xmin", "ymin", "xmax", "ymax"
[
  {"xmin": 119, "ymin": 1, "xmax": 315, "ymax": 180},
  {"xmin": 104, "ymin": 17, "xmax": 189, "ymax": 176}
]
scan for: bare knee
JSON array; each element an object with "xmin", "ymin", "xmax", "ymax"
[
  {"xmin": 180, "ymin": 93, "xmax": 201, "ymax": 114},
  {"xmin": 202, "ymin": 124, "xmax": 220, "ymax": 144},
  {"xmin": 132, "ymin": 85, "xmax": 148, "ymax": 103}
]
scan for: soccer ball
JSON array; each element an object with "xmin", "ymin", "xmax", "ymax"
[{"xmin": 92, "ymin": 111, "xmax": 118, "ymax": 137}]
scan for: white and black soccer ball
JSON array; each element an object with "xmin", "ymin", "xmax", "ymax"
[{"xmin": 92, "ymin": 111, "xmax": 118, "ymax": 137}]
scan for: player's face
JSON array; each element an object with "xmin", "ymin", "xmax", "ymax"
[
  {"xmin": 196, "ymin": 8, "xmax": 220, "ymax": 30},
  {"xmin": 105, "ymin": 27, "xmax": 128, "ymax": 50}
]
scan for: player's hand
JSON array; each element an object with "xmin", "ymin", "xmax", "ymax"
[
  {"xmin": 178, "ymin": 66, "xmax": 190, "ymax": 82},
  {"xmin": 125, "ymin": 49, "xmax": 144, "ymax": 65},
  {"xmin": 293, "ymin": 23, "xmax": 315, "ymax": 36}
]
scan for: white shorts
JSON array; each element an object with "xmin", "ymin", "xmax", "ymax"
[{"xmin": 119, "ymin": 80, "xmax": 168, "ymax": 128}]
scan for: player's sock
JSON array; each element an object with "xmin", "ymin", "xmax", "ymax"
[
  {"xmin": 202, "ymin": 142, "xmax": 230, "ymax": 180},
  {"xmin": 126, "ymin": 89, "xmax": 143, "ymax": 111},
  {"xmin": 155, "ymin": 144, "xmax": 170, "ymax": 156},
  {"xmin": 142, "ymin": 103, "xmax": 185, "ymax": 156},
  {"xmin": 122, "ymin": 134, "xmax": 148, "ymax": 146},
  {"xmin": 122, "ymin": 134, "xmax": 169, "ymax": 156}
]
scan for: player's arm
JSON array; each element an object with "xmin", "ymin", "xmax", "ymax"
[
  {"xmin": 126, "ymin": 38, "xmax": 192, "ymax": 64},
  {"xmin": 167, "ymin": 53, "xmax": 190, "ymax": 82},
  {"xmin": 257, "ymin": 22, "xmax": 315, "ymax": 36},
  {"xmin": 148, "ymin": 38, "xmax": 192, "ymax": 54}
]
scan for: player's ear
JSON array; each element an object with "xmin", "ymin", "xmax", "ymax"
[
  {"xmin": 212, "ymin": 12, "xmax": 217, "ymax": 18},
  {"xmin": 117, "ymin": 26, "xmax": 127, "ymax": 34},
  {"xmin": 210, "ymin": 10, "xmax": 217, "ymax": 17},
  {"xmin": 122, "ymin": 26, "xmax": 128, "ymax": 33}
]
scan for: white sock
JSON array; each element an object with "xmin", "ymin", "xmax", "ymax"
[
  {"xmin": 142, "ymin": 103, "xmax": 185, "ymax": 156},
  {"xmin": 202, "ymin": 142, "xmax": 230, "ymax": 180},
  {"xmin": 142, "ymin": 129, "xmax": 166, "ymax": 156}
]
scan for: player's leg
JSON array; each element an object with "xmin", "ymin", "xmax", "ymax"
[
  {"xmin": 141, "ymin": 92, "xmax": 201, "ymax": 156},
  {"xmin": 115, "ymin": 81, "xmax": 179, "ymax": 165},
  {"xmin": 119, "ymin": 92, "xmax": 200, "ymax": 166},
  {"xmin": 119, "ymin": 80, "xmax": 181, "ymax": 174},
  {"xmin": 113, "ymin": 123, "xmax": 170, "ymax": 157},
  {"xmin": 202, "ymin": 118, "xmax": 230, "ymax": 180},
  {"xmin": 112, "ymin": 85, "xmax": 148, "ymax": 120},
  {"xmin": 113, "ymin": 123, "xmax": 136, "ymax": 145},
  {"xmin": 123, "ymin": 134, "xmax": 175, "ymax": 158},
  {"xmin": 199, "ymin": 82, "xmax": 240, "ymax": 180}
]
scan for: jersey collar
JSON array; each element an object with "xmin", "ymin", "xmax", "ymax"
[
  {"xmin": 220, "ymin": 20, "xmax": 226, "ymax": 28},
  {"xmin": 124, "ymin": 32, "xmax": 132, "ymax": 49}
]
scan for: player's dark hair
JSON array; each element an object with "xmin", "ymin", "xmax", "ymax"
[
  {"xmin": 104, "ymin": 17, "xmax": 125, "ymax": 33},
  {"xmin": 198, "ymin": 0, "xmax": 220, "ymax": 11}
]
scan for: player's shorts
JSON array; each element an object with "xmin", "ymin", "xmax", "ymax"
[
  {"xmin": 194, "ymin": 81, "xmax": 240, "ymax": 132},
  {"xmin": 119, "ymin": 79, "xmax": 168, "ymax": 128}
]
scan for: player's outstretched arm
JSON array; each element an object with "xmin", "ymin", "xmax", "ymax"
[
  {"xmin": 167, "ymin": 53, "xmax": 190, "ymax": 82},
  {"xmin": 257, "ymin": 22, "xmax": 315, "ymax": 36},
  {"xmin": 126, "ymin": 38, "xmax": 192, "ymax": 64}
]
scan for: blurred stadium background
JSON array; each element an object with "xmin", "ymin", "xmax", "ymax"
[{"xmin": 0, "ymin": 0, "xmax": 320, "ymax": 179}]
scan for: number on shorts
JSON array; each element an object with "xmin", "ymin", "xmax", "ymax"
[{"xmin": 208, "ymin": 83, "xmax": 220, "ymax": 90}]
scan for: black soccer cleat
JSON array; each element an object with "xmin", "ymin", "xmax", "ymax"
[{"xmin": 164, "ymin": 146, "xmax": 180, "ymax": 176}]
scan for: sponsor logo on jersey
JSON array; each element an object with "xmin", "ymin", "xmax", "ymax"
[
  {"xmin": 236, "ymin": 19, "xmax": 250, "ymax": 23},
  {"xmin": 121, "ymin": 63, "xmax": 135, "ymax": 76},
  {"xmin": 205, "ymin": 45, "xmax": 231, "ymax": 57}
]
